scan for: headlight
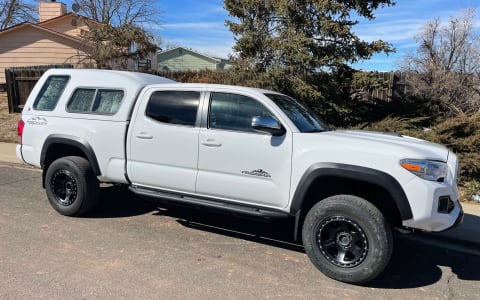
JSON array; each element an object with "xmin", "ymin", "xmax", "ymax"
[{"xmin": 400, "ymin": 159, "xmax": 448, "ymax": 182}]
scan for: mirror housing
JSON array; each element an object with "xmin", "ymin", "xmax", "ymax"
[{"xmin": 251, "ymin": 116, "xmax": 286, "ymax": 136}]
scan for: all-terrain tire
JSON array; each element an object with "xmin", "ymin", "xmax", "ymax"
[
  {"xmin": 302, "ymin": 195, "xmax": 393, "ymax": 284},
  {"xmin": 45, "ymin": 156, "xmax": 99, "ymax": 216}
]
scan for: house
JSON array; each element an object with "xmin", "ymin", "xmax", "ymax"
[
  {"xmin": 156, "ymin": 47, "xmax": 231, "ymax": 71},
  {"xmin": 0, "ymin": 1, "xmax": 95, "ymax": 85}
]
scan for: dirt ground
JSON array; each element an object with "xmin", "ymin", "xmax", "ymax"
[{"xmin": 0, "ymin": 93, "xmax": 19, "ymax": 144}]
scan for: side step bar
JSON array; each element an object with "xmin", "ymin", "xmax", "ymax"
[{"xmin": 129, "ymin": 186, "xmax": 290, "ymax": 219}]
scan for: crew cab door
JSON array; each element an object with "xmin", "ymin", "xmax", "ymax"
[
  {"xmin": 128, "ymin": 88, "xmax": 203, "ymax": 192},
  {"xmin": 196, "ymin": 91, "xmax": 292, "ymax": 208}
]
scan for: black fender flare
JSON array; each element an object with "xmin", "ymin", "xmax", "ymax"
[
  {"xmin": 290, "ymin": 163, "xmax": 413, "ymax": 221},
  {"xmin": 40, "ymin": 134, "xmax": 101, "ymax": 176}
]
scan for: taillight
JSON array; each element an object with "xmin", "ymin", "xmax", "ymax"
[{"xmin": 17, "ymin": 120, "xmax": 25, "ymax": 144}]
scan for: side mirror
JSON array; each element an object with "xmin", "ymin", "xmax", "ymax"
[{"xmin": 251, "ymin": 116, "xmax": 286, "ymax": 136}]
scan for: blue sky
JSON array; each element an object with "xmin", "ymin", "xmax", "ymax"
[{"xmin": 153, "ymin": 0, "xmax": 480, "ymax": 71}]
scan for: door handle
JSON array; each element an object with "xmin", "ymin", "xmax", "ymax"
[
  {"xmin": 201, "ymin": 139, "xmax": 222, "ymax": 147},
  {"xmin": 136, "ymin": 132, "xmax": 153, "ymax": 139}
]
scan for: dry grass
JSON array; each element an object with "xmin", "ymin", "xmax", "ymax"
[{"xmin": 0, "ymin": 93, "xmax": 20, "ymax": 144}]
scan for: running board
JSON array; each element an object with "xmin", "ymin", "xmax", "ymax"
[{"xmin": 129, "ymin": 186, "xmax": 289, "ymax": 219}]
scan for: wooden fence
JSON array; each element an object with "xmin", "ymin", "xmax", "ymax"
[
  {"xmin": 5, "ymin": 65, "xmax": 73, "ymax": 113},
  {"xmin": 368, "ymin": 72, "xmax": 411, "ymax": 102}
]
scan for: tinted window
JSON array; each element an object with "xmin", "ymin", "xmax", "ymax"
[
  {"xmin": 209, "ymin": 92, "xmax": 272, "ymax": 132},
  {"xmin": 146, "ymin": 91, "xmax": 200, "ymax": 126},
  {"xmin": 33, "ymin": 75, "xmax": 69, "ymax": 110},
  {"xmin": 67, "ymin": 88, "xmax": 124, "ymax": 114}
]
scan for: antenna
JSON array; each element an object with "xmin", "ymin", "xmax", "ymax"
[{"xmin": 72, "ymin": 3, "xmax": 80, "ymax": 13}]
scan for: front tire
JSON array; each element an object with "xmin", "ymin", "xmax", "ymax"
[
  {"xmin": 302, "ymin": 195, "xmax": 393, "ymax": 284},
  {"xmin": 45, "ymin": 156, "xmax": 99, "ymax": 216}
]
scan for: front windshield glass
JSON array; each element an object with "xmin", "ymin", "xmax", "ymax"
[{"xmin": 265, "ymin": 93, "xmax": 330, "ymax": 132}]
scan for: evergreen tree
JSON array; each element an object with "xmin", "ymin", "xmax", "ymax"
[{"xmin": 225, "ymin": 0, "xmax": 395, "ymax": 75}]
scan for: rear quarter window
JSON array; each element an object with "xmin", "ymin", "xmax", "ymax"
[{"xmin": 33, "ymin": 75, "xmax": 70, "ymax": 111}]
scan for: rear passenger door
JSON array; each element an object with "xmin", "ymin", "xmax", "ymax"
[{"xmin": 128, "ymin": 88, "xmax": 203, "ymax": 193}]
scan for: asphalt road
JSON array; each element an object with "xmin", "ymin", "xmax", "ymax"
[{"xmin": 1, "ymin": 166, "xmax": 479, "ymax": 299}]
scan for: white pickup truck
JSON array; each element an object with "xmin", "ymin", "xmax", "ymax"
[{"xmin": 17, "ymin": 69, "xmax": 463, "ymax": 284}]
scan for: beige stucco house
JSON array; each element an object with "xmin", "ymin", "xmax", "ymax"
[
  {"xmin": 157, "ymin": 47, "xmax": 231, "ymax": 71},
  {"xmin": 0, "ymin": 1, "xmax": 95, "ymax": 85}
]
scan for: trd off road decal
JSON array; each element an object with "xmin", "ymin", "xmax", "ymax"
[
  {"xmin": 26, "ymin": 117, "xmax": 48, "ymax": 126},
  {"xmin": 241, "ymin": 169, "xmax": 271, "ymax": 178}
]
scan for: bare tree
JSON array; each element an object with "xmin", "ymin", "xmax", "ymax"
[
  {"xmin": 72, "ymin": 0, "xmax": 161, "ymax": 70},
  {"xmin": 401, "ymin": 8, "xmax": 480, "ymax": 115},
  {"xmin": 84, "ymin": 22, "xmax": 157, "ymax": 69},
  {"xmin": 74, "ymin": 0, "xmax": 160, "ymax": 26},
  {"xmin": 0, "ymin": 0, "xmax": 36, "ymax": 30}
]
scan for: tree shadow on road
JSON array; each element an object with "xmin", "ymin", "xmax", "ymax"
[
  {"xmin": 368, "ymin": 235, "xmax": 480, "ymax": 288},
  {"xmin": 86, "ymin": 188, "xmax": 480, "ymax": 288}
]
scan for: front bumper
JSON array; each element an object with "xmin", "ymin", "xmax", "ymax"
[
  {"xmin": 401, "ymin": 150, "xmax": 464, "ymax": 232},
  {"xmin": 449, "ymin": 202, "xmax": 464, "ymax": 230}
]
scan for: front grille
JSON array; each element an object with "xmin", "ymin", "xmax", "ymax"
[{"xmin": 438, "ymin": 196, "xmax": 455, "ymax": 214}]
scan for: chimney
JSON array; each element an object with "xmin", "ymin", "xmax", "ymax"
[{"xmin": 39, "ymin": 1, "xmax": 67, "ymax": 22}]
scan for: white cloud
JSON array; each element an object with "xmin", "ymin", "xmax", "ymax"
[{"xmin": 354, "ymin": 19, "xmax": 426, "ymax": 43}]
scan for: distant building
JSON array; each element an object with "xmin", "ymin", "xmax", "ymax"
[
  {"xmin": 0, "ymin": 1, "xmax": 96, "ymax": 85},
  {"xmin": 156, "ymin": 47, "xmax": 231, "ymax": 71}
]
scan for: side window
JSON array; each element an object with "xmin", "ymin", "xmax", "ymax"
[
  {"xmin": 67, "ymin": 88, "xmax": 124, "ymax": 115},
  {"xmin": 209, "ymin": 92, "xmax": 272, "ymax": 132},
  {"xmin": 146, "ymin": 91, "xmax": 200, "ymax": 126},
  {"xmin": 93, "ymin": 89, "xmax": 124, "ymax": 114},
  {"xmin": 68, "ymin": 89, "xmax": 95, "ymax": 112},
  {"xmin": 33, "ymin": 75, "xmax": 69, "ymax": 111}
]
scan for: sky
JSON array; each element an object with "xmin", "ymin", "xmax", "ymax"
[{"xmin": 152, "ymin": 0, "xmax": 480, "ymax": 71}]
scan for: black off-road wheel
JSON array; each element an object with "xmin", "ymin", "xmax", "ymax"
[
  {"xmin": 45, "ymin": 156, "xmax": 99, "ymax": 216},
  {"xmin": 302, "ymin": 195, "xmax": 393, "ymax": 284}
]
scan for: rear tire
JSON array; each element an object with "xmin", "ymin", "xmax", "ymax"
[
  {"xmin": 302, "ymin": 195, "xmax": 393, "ymax": 284},
  {"xmin": 45, "ymin": 156, "xmax": 99, "ymax": 216}
]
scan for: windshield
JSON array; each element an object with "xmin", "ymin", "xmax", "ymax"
[{"xmin": 265, "ymin": 93, "xmax": 330, "ymax": 133}]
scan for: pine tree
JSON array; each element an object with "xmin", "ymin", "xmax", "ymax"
[{"xmin": 225, "ymin": 0, "xmax": 395, "ymax": 75}]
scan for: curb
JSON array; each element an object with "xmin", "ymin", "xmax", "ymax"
[{"xmin": 0, "ymin": 161, "xmax": 40, "ymax": 171}]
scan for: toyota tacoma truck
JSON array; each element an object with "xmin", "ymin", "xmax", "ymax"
[{"xmin": 16, "ymin": 69, "xmax": 463, "ymax": 284}]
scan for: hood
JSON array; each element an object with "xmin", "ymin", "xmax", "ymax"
[{"xmin": 318, "ymin": 130, "xmax": 449, "ymax": 162}]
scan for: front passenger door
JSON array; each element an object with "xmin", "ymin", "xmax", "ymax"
[{"xmin": 196, "ymin": 92, "xmax": 292, "ymax": 208}]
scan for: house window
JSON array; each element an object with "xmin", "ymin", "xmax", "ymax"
[
  {"xmin": 67, "ymin": 88, "xmax": 124, "ymax": 115},
  {"xmin": 33, "ymin": 75, "xmax": 70, "ymax": 111},
  {"xmin": 146, "ymin": 91, "xmax": 200, "ymax": 126}
]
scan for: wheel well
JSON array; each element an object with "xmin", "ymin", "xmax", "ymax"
[
  {"xmin": 300, "ymin": 176, "xmax": 402, "ymax": 227},
  {"xmin": 43, "ymin": 143, "xmax": 87, "ymax": 171},
  {"xmin": 41, "ymin": 143, "xmax": 90, "ymax": 188}
]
